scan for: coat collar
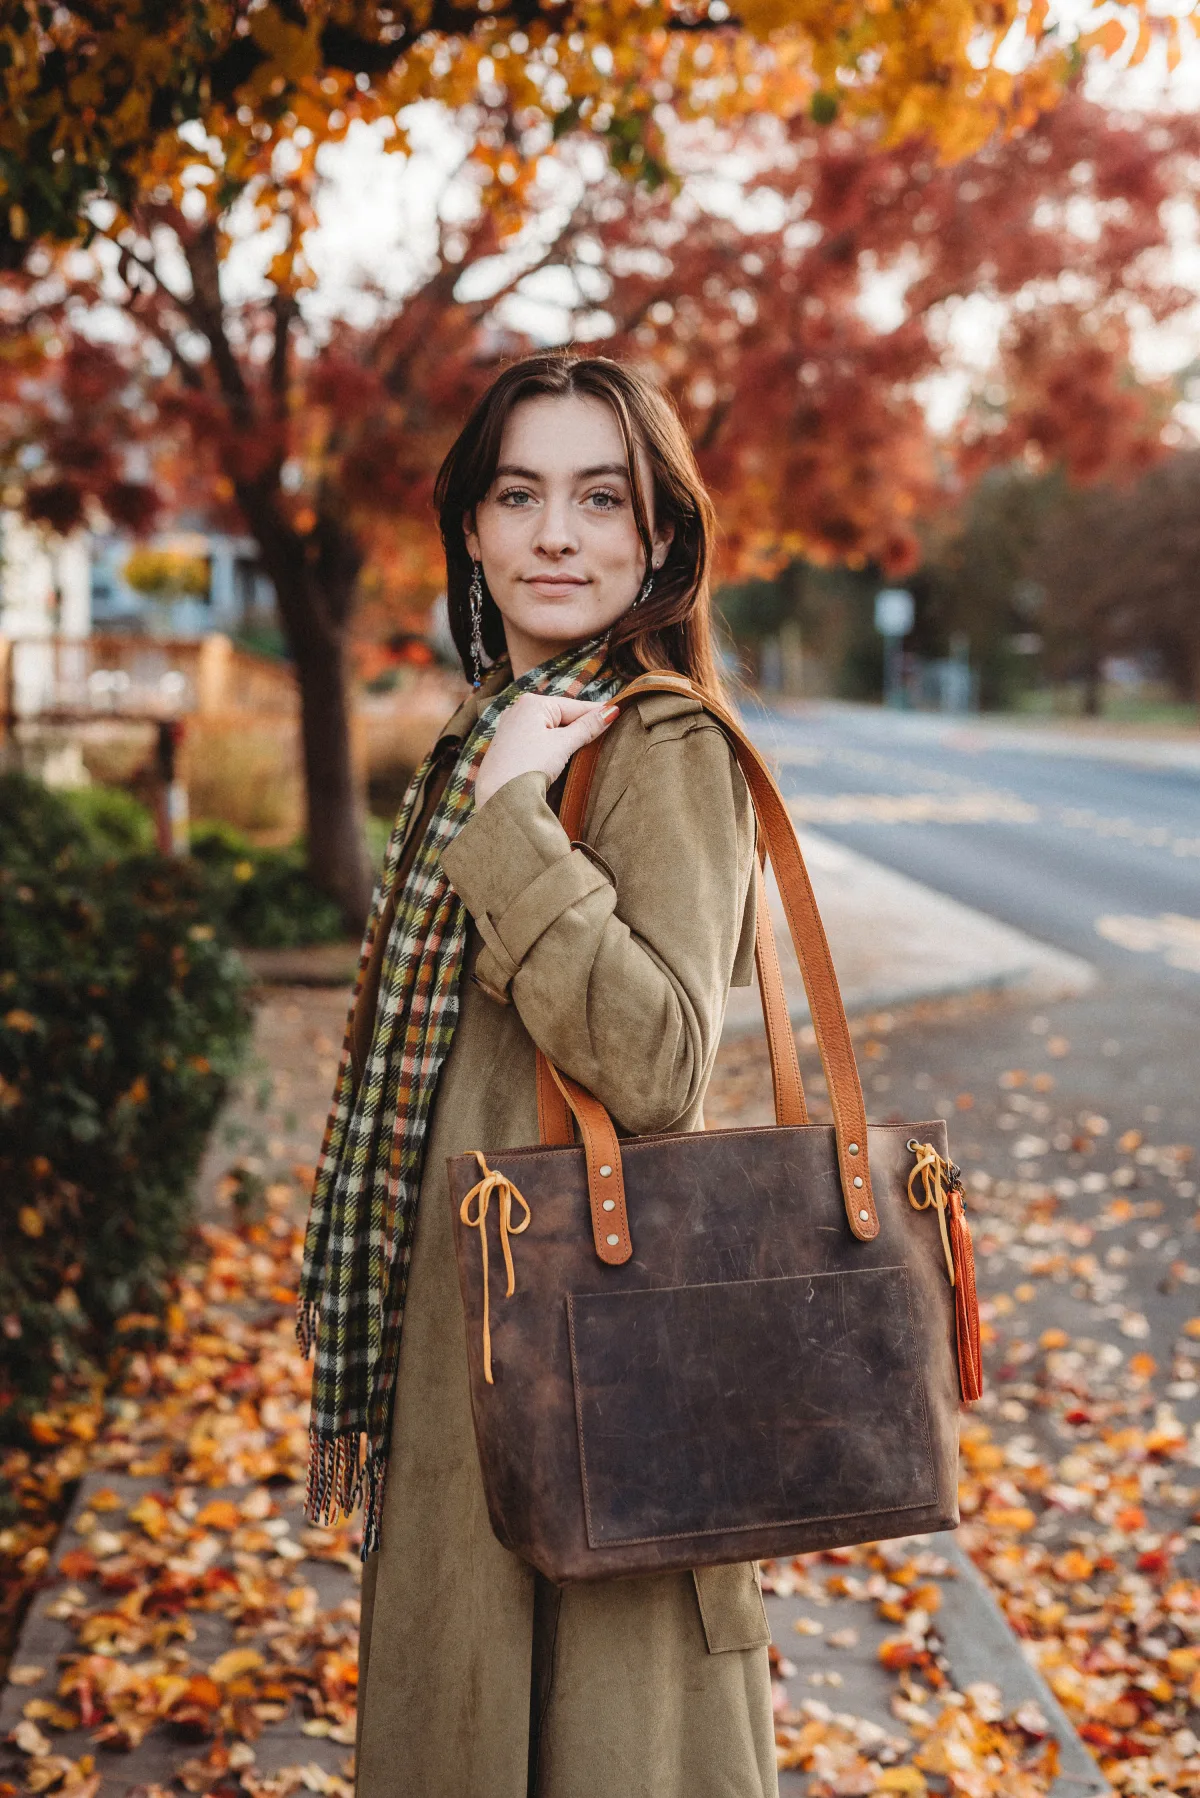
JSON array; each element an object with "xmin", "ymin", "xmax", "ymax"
[{"xmin": 434, "ymin": 658, "xmax": 513, "ymax": 750}]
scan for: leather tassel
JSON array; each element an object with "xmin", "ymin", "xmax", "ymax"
[
  {"xmin": 948, "ymin": 1188, "xmax": 983, "ymax": 1402},
  {"xmin": 908, "ymin": 1142, "xmax": 984, "ymax": 1404}
]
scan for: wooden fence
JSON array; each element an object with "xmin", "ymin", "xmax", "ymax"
[{"xmin": 0, "ymin": 632, "xmax": 298, "ymax": 733}]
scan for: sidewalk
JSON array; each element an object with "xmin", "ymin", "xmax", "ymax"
[
  {"xmin": 727, "ymin": 825, "xmax": 1093, "ymax": 1038},
  {"xmin": 768, "ymin": 1535, "xmax": 1107, "ymax": 1796},
  {"xmin": 1, "ymin": 974, "xmax": 1110, "ymax": 1797},
  {"xmin": 1, "ymin": 805, "xmax": 1111, "ymax": 1794}
]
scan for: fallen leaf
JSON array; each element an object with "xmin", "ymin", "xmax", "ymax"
[
  {"xmin": 209, "ymin": 1648, "xmax": 265, "ymax": 1685},
  {"xmin": 13, "ymin": 1720, "xmax": 52, "ymax": 1756}
]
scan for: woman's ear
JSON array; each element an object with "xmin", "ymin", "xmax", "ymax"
[
  {"xmin": 463, "ymin": 510, "xmax": 480, "ymax": 562},
  {"xmin": 652, "ymin": 519, "xmax": 675, "ymax": 569}
]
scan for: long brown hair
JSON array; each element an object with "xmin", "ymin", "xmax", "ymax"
[{"xmin": 433, "ymin": 353, "xmax": 722, "ymax": 696}]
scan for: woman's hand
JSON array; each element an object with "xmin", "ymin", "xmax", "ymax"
[{"xmin": 474, "ymin": 695, "xmax": 619, "ymax": 810}]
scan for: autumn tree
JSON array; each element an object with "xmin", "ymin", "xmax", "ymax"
[
  {"xmin": 1031, "ymin": 450, "xmax": 1200, "ymax": 711},
  {"xmin": 6, "ymin": 0, "xmax": 1177, "ymax": 262},
  {"xmin": 4, "ymin": 80, "xmax": 1198, "ymax": 919},
  {"xmin": 0, "ymin": 189, "xmax": 544, "ymax": 923},
  {"xmin": 593, "ymin": 93, "xmax": 1197, "ymax": 574}
]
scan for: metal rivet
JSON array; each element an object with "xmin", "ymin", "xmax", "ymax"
[
  {"xmin": 606, "ymin": 1233, "xmax": 620, "ymax": 1247},
  {"xmin": 853, "ymin": 1176, "xmax": 864, "ymax": 1188},
  {"xmin": 859, "ymin": 1208, "xmax": 869, "ymax": 1222},
  {"xmin": 599, "ymin": 1164, "xmax": 613, "ymax": 1177},
  {"xmin": 848, "ymin": 1142, "xmax": 860, "ymax": 1155},
  {"xmin": 602, "ymin": 1198, "xmax": 616, "ymax": 1211}
]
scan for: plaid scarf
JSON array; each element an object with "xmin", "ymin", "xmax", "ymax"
[{"xmin": 298, "ymin": 638, "xmax": 621, "ymax": 1555}]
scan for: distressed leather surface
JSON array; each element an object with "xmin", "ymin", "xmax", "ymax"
[
  {"xmin": 569, "ymin": 1265, "xmax": 934, "ymax": 1547},
  {"xmin": 448, "ymin": 1119, "xmax": 960, "ymax": 1584}
]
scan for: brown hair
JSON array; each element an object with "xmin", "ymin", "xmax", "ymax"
[{"xmin": 433, "ymin": 352, "xmax": 722, "ymax": 695}]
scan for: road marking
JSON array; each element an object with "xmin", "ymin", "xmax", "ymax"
[
  {"xmin": 788, "ymin": 792, "xmax": 1039, "ymax": 825},
  {"xmin": 1059, "ymin": 808, "xmax": 1200, "ymax": 857},
  {"xmin": 769, "ymin": 741, "xmax": 1200, "ymax": 856},
  {"xmin": 1095, "ymin": 913, "xmax": 1200, "ymax": 973}
]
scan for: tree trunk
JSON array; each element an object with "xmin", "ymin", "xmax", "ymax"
[
  {"xmin": 291, "ymin": 626, "xmax": 374, "ymax": 931},
  {"xmin": 1082, "ymin": 655, "xmax": 1103, "ymax": 718},
  {"xmin": 242, "ymin": 496, "xmax": 374, "ymax": 933}
]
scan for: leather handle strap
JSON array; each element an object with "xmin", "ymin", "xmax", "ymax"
[
  {"xmin": 752, "ymin": 867, "xmax": 809, "ymax": 1129},
  {"xmin": 535, "ymin": 673, "xmax": 877, "ymax": 1246},
  {"xmin": 534, "ymin": 851, "xmax": 809, "ymax": 1153},
  {"xmin": 544, "ymin": 1061, "xmax": 632, "ymax": 1266}
]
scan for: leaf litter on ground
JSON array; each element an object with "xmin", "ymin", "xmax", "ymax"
[
  {"xmin": 1, "ymin": 1166, "xmax": 360, "ymax": 1798},
  {"xmin": 3, "ymin": 986, "xmax": 1199, "ymax": 1795}
]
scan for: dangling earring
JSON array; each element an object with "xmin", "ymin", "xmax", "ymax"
[
  {"xmin": 468, "ymin": 560, "xmax": 485, "ymax": 688},
  {"xmin": 633, "ymin": 568, "xmax": 655, "ymax": 610}
]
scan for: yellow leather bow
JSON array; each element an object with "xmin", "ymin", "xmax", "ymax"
[
  {"xmin": 459, "ymin": 1151, "xmax": 531, "ymax": 1384},
  {"xmin": 906, "ymin": 1141, "xmax": 957, "ymax": 1287}
]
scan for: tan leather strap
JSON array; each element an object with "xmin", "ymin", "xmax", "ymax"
[
  {"xmin": 545, "ymin": 1061, "xmax": 631, "ymax": 1266},
  {"xmin": 541, "ymin": 711, "xmax": 809, "ymax": 1138},
  {"xmin": 752, "ymin": 869, "xmax": 809, "ymax": 1129},
  {"xmin": 535, "ymin": 673, "xmax": 877, "ymax": 1246}
]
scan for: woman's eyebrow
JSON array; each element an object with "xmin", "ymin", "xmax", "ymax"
[{"xmin": 493, "ymin": 462, "xmax": 631, "ymax": 482}]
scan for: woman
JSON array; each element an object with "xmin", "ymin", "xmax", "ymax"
[{"xmin": 299, "ymin": 353, "xmax": 778, "ymax": 1798}]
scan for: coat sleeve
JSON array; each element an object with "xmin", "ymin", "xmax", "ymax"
[{"xmin": 440, "ymin": 713, "xmax": 755, "ymax": 1136}]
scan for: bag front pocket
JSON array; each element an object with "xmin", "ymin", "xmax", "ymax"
[{"xmin": 567, "ymin": 1266, "xmax": 937, "ymax": 1549}]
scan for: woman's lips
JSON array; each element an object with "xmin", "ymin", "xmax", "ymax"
[{"xmin": 525, "ymin": 575, "xmax": 589, "ymax": 593}]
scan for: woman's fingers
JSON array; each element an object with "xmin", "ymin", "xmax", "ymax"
[
  {"xmin": 539, "ymin": 695, "xmax": 605, "ymax": 724},
  {"xmin": 553, "ymin": 702, "xmax": 620, "ymax": 758},
  {"xmin": 474, "ymin": 695, "xmax": 621, "ymax": 809}
]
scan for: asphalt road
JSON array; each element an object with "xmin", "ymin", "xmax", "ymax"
[
  {"xmin": 748, "ymin": 700, "xmax": 1200, "ymax": 987},
  {"xmin": 723, "ymin": 702, "xmax": 1200, "ymax": 1641}
]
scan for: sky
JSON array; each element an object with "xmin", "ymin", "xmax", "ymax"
[{"xmin": 223, "ymin": 19, "xmax": 1200, "ymax": 440}]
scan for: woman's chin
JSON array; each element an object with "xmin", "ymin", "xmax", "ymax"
[{"xmin": 506, "ymin": 601, "xmax": 623, "ymax": 656}]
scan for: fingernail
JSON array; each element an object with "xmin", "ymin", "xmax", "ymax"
[{"xmin": 602, "ymin": 704, "xmax": 619, "ymax": 721}]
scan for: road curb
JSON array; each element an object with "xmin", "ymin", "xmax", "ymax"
[
  {"xmin": 725, "ymin": 829, "xmax": 1094, "ymax": 1040},
  {"xmin": 238, "ymin": 940, "xmax": 360, "ymax": 987},
  {"xmin": 767, "ymin": 1531, "xmax": 1109, "ymax": 1797},
  {"xmin": 937, "ymin": 1537, "xmax": 1110, "ymax": 1796}
]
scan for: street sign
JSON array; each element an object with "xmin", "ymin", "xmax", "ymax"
[{"xmin": 874, "ymin": 588, "xmax": 914, "ymax": 638}]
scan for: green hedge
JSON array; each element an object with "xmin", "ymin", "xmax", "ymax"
[
  {"xmin": 0, "ymin": 775, "xmax": 253, "ymax": 1423},
  {"xmin": 21, "ymin": 781, "xmax": 353, "ymax": 949},
  {"xmin": 186, "ymin": 822, "xmax": 346, "ymax": 948}
]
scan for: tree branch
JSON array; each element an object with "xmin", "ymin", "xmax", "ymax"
[
  {"xmin": 271, "ymin": 292, "xmax": 295, "ymax": 409},
  {"xmin": 181, "ymin": 223, "xmax": 255, "ymax": 429}
]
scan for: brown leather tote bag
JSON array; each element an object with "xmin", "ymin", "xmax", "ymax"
[{"xmin": 447, "ymin": 673, "xmax": 982, "ymax": 1584}]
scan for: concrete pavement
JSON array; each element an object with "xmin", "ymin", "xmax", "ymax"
[{"xmin": 724, "ymin": 826, "xmax": 1093, "ymax": 1041}]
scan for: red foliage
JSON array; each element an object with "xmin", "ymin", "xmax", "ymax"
[
  {"xmin": 0, "ymin": 334, "xmax": 166, "ymax": 537},
  {"xmin": 0, "ymin": 91, "xmax": 1195, "ymax": 617},
  {"xmin": 594, "ymin": 92, "xmax": 1198, "ymax": 575}
]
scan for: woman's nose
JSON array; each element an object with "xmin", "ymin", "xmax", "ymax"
[{"xmin": 532, "ymin": 495, "xmax": 579, "ymax": 557}]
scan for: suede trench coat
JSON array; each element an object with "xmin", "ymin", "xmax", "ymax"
[{"xmin": 353, "ymin": 671, "xmax": 780, "ymax": 1798}]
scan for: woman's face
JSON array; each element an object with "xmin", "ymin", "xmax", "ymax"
[{"xmin": 464, "ymin": 392, "xmax": 673, "ymax": 679}]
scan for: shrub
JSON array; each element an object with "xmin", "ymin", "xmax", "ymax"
[
  {"xmin": 0, "ymin": 775, "xmax": 253, "ymax": 1424},
  {"xmin": 18, "ymin": 781, "xmax": 349, "ymax": 949},
  {"xmin": 59, "ymin": 783, "xmax": 156, "ymax": 858},
  {"xmin": 187, "ymin": 823, "xmax": 346, "ymax": 947}
]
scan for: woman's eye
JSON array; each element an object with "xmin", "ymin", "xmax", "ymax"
[
  {"xmin": 586, "ymin": 489, "xmax": 623, "ymax": 510},
  {"xmin": 496, "ymin": 487, "xmax": 535, "ymax": 507}
]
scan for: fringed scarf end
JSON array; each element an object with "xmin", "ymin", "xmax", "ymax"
[
  {"xmin": 304, "ymin": 1428, "xmax": 387, "ymax": 1561},
  {"xmin": 305, "ymin": 1427, "xmax": 364, "ymax": 1525},
  {"xmin": 359, "ymin": 1451, "xmax": 385, "ymax": 1559}
]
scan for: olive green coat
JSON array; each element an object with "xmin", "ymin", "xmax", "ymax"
[{"xmin": 354, "ymin": 677, "xmax": 779, "ymax": 1798}]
